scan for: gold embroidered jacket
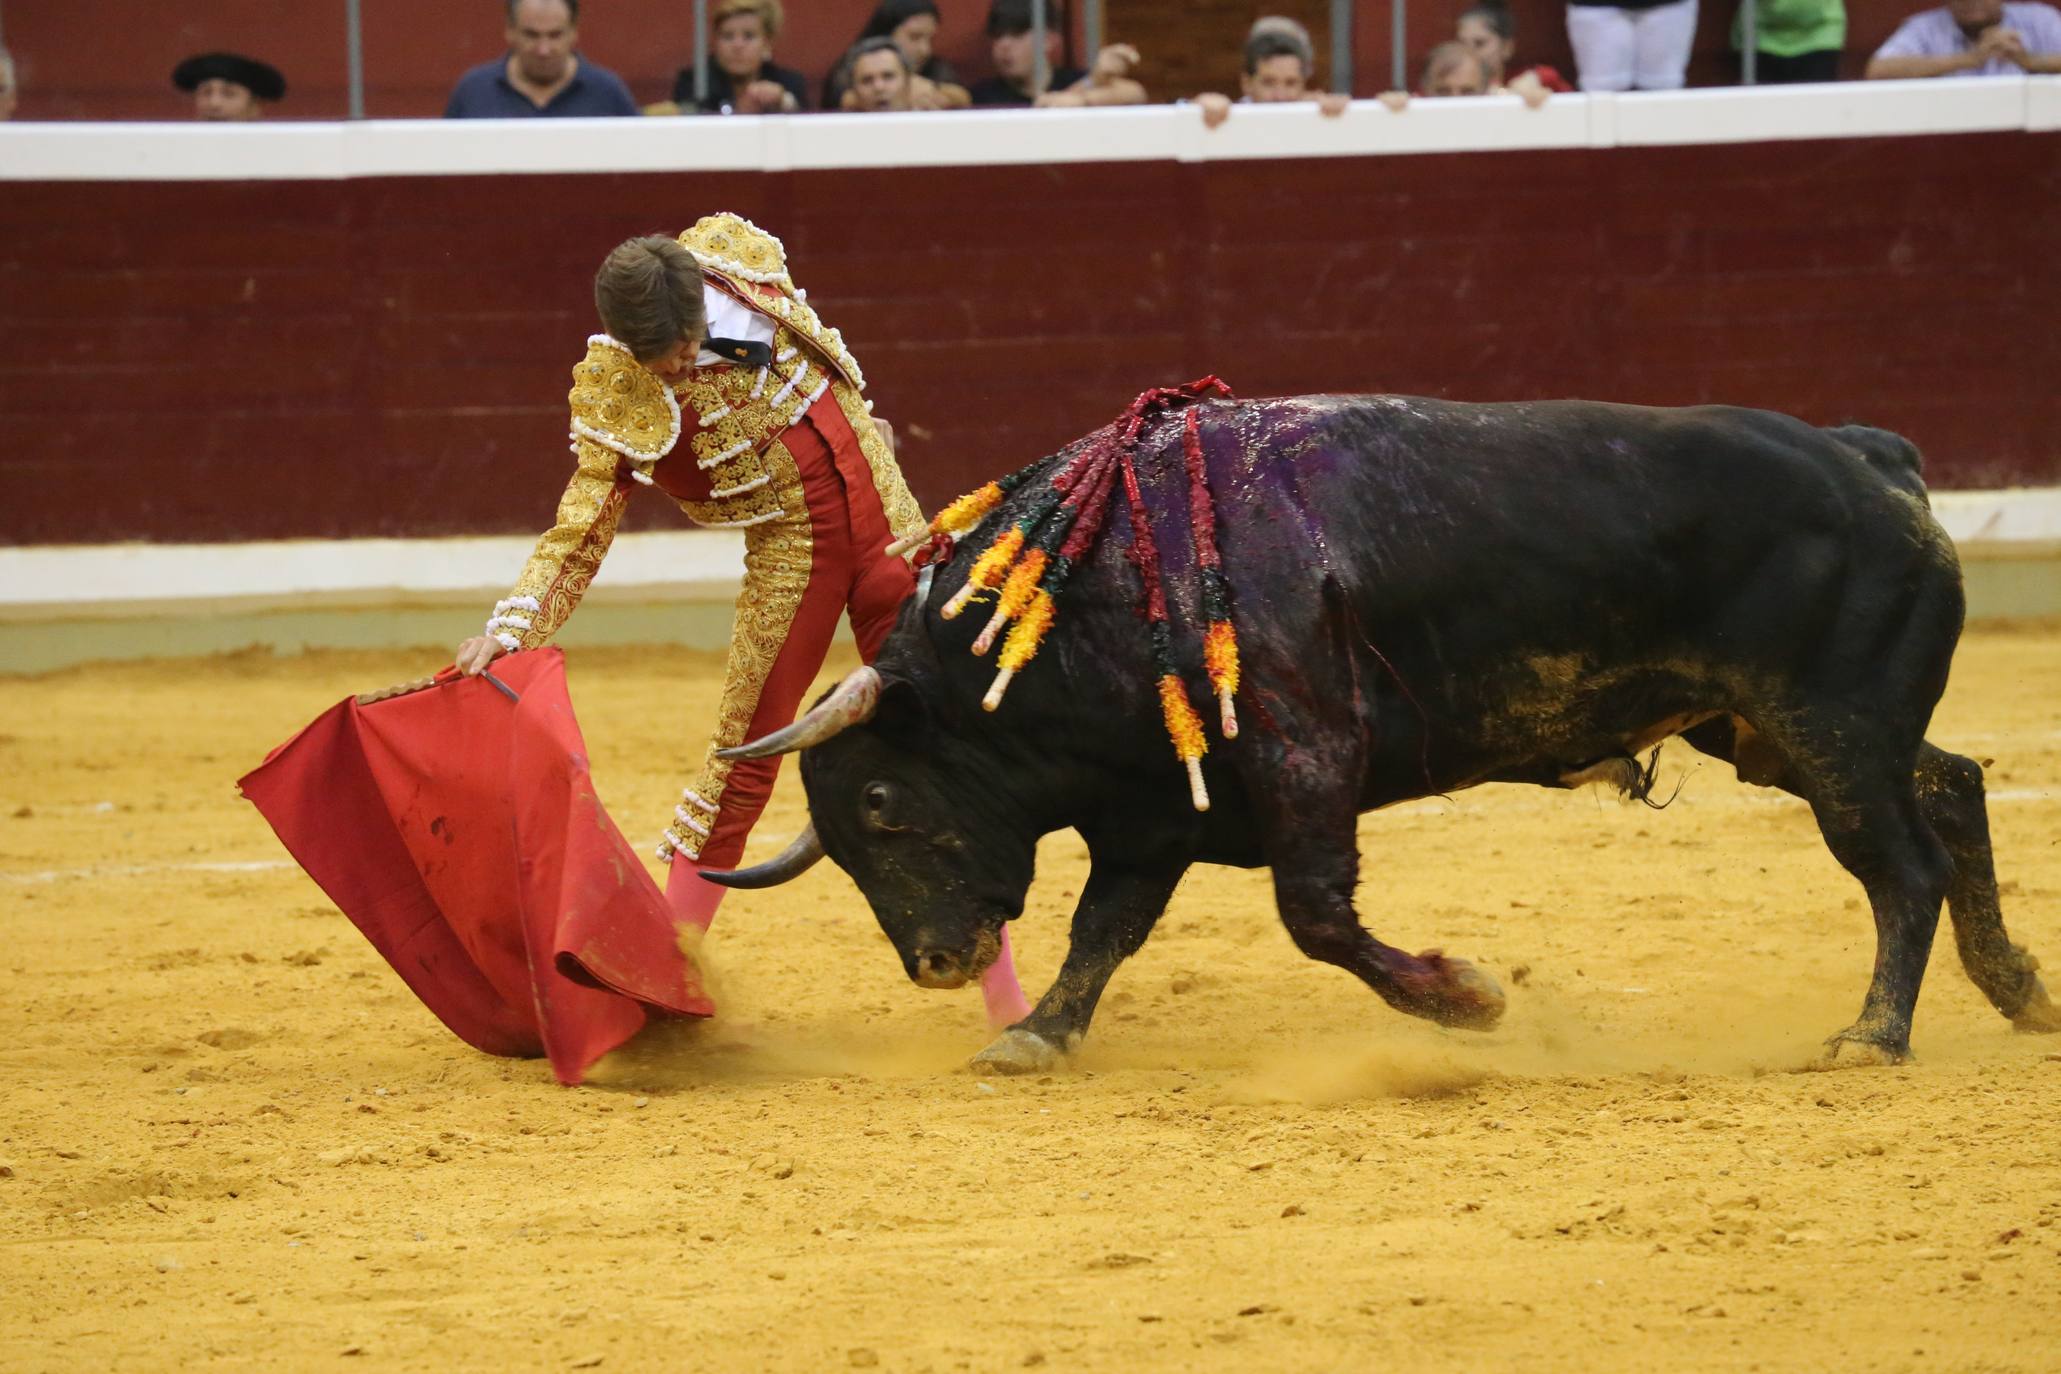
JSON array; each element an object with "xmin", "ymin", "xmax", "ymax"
[{"xmin": 483, "ymin": 214, "xmax": 925, "ymax": 653}]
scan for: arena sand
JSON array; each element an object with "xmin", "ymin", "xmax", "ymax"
[{"xmin": 2, "ymin": 627, "xmax": 2057, "ymax": 1373}]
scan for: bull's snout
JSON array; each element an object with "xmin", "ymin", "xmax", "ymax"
[{"xmin": 912, "ymin": 949, "xmax": 971, "ymax": 989}]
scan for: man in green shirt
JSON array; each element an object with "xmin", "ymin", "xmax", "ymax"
[{"xmin": 1735, "ymin": 0, "xmax": 1847, "ymax": 81}]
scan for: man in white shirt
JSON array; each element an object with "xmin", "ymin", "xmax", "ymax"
[{"xmin": 1866, "ymin": 0, "xmax": 2061, "ymax": 76}]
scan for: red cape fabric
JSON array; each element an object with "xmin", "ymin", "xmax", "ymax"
[{"xmin": 238, "ymin": 649, "xmax": 712, "ymax": 1084}]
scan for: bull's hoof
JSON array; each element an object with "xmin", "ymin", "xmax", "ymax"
[
  {"xmin": 2009, "ymin": 976, "xmax": 2061, "ymax": 1034},
  {"xmin": 970, "ymin": 1028, "xmax": 1063, "ymax": 1076},
  {"xmin": 1417, "ymin": 953, "xmax": 1507, "ymax": 1032},
  {"xmin": 1813, "ymin": 1027, "xmax": 1913, "ymax": 1070}
]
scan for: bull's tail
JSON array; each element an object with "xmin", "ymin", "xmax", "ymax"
[{"xmin": 1826, "ymin": 424, "xmax": 1929, "ymax": 505}]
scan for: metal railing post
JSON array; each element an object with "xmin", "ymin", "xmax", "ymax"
[
  {"xmin": 1391, "ymin": 0, "xmax": 1407, "ymax": 92},
  {"xmin": 693, "ymin": 0, "xmax": 709, "ymax": 106},
  {"xmin": 1032, "ymin": 0, "xmax": 1050, "ymax": 96},
  {"xmin": 1331, "ymin": 0, "xmax": 1354, "ymax": 94},
  {"xmin": 1741, "ymin": 0, "xmax": 1759, "ymax": 83},
  {"xmin": 1084, "ymin": 0, "xmax": 1102, "ymax": 63},
  {"xmin": 346, "ymin": 0, "xmax": 365, "ymax": 120}
]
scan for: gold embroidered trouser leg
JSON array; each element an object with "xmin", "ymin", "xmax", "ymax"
[{"xmin": 660, "ymin": 505, "xmax": 815, "ymax": 865}]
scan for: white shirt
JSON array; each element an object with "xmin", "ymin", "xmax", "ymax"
[{"xmin": 696, "ymin": 283, "xmax": 776, "ymax": 367}]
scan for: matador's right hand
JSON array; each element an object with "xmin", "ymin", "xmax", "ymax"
[{"xmin": 454, "ymin": 635, "xmax": 506, "ymax": 677}]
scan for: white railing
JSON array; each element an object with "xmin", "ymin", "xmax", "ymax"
[{"xmin": 1, "ymin": 77, "xmax": 2055, "ymax": 183}]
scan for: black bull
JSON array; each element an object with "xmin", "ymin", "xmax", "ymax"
[{"xmin": 705, "ymin": 395, "xmax": 2060, "ymax": 1073}]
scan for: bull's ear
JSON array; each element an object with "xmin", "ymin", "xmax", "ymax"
[{"xmin": 871, "ymin": 672, "xmax": 932, "ymax": 746}]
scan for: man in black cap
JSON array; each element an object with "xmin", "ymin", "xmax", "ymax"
[{"xmin": 172, "ymin": 52, "xmax": 287, "ymax": 120}]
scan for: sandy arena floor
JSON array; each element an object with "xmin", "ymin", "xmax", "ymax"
[{"xmin": 2, "ymin": 627, "xmax": 2058, "ymax": 1372}]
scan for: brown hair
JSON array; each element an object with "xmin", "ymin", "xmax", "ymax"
[
  {"xmin": 1422, "ymin": 40, "xmax": 1493, "ymax": 87},
  {"xmin": 714, "ymin": 0, "xmax": 783, "ymax": 40},
  {"xmin": 593, "ymin": 236, "xmax": 706, "ymax": 364}
]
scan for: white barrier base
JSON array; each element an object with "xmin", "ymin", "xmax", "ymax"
[{"xmin": 0, "ymin": 490, "xmax": 2054, "ymax": 673}]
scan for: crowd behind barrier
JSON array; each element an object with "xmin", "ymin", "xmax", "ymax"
[{"xmin": 2, "ymin": 0, "xmax": 2057, "ymax": 126}]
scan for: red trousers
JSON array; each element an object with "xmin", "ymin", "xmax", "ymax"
[{"xmin": 689, "ymin": 396, "xmax": 913, "ymax": 870}]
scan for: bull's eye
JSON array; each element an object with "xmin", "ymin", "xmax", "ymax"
[
  {"xmin": 860, "ymin": 782, "xmax": 901, "ymax": 831},
  {"xmin": 861, "ymin": 782, "xmax": 910, "ymax": 840}
]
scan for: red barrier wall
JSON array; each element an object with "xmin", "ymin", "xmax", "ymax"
[
  {"xmin": 4, "ymin": 0, "xmax": 1930, "ymax": 120},
  {"xmin": 2, "ymin": 130, "xmax": 2055, "ymax": 545}
]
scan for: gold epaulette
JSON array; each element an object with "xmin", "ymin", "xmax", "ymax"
[
  {"xmin": 679, "ymin": 214, "xmax": 867, "ymax": 392},
  {"xmin": 568, "ymin": 335, "xmax": 682, "ymax": 482}
]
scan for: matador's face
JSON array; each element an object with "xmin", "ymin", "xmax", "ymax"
[{"xmin": 641, "ymin": 337, "xmax": 700, "ymax": 383}]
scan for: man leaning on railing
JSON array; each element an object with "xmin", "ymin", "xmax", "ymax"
[{"xmin": 1866, "ymin": 0, "xmax": 2061, "ymax": 75}]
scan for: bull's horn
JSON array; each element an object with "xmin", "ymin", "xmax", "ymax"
[
  {"xmin": 699, "ymin": 823, "xmax": 825, "ymax": 888},
  {"xmin": 715, "ymin": 666, "xmax": 881, "ymax": 760}
]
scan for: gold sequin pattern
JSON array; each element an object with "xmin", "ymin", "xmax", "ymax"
[
  {"xmin": 504, "ymin": 439, "xmax": 634, "ymax": 648},
  {"xmin": 670, "ymin": 437, "xmax": 814, "ymax": 856},
  {"xmin": 669, "ymin": 320, "xmax": 823, "ymax": 529},
  {"xmin": 678, "ymin": 214, "xmax": 790, "ymax": 289},
  {"xmin": 569, "ymin": 339, "xmax": 679, "ymax": 459}
]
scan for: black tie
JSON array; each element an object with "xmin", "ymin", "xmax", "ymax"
[{"xmin": 703, "ymin": 336, "xmax": 773, "ymax": 368}]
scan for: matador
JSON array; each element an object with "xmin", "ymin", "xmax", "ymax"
[{"xmin": 453, "ymin": 214, "xmax": 1028, "ymax": 1023}]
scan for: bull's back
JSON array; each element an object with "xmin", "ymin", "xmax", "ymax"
[{"xmin": 1200, "ymin": 395, "xmax": 1959, "ymax": 741}]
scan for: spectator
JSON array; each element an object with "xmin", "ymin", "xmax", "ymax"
[
  {"xmin": 969, "ymin": 0, "xmax": 1148, "ymax": 107},
  {"xmin": 445, "ymin": 0, "xmax": 639, "ymax": 118},
  {"xmin": 1195, "ymin": 21, "xmax": 1351, "ymax": 128},
  {"xmin": 1375, "ymin": 42, "xmax": 1495, "ymax": 109},
  {"xmin": 825, "ymin": 1, "xmax": 972, "ymax": 110},
  {"xmin": 1424, "ymin": 40, "xmax": 1497, "ymax": 94},
  {"xmin": 1565, "ymin": 0, "xmax": 1699, "ymax": 90},
  {"xmin": 843, "ymin": 36, "xmax": 916, "ymax": 110},
  {"xmin": 667, "ymin": 0, "xmax": 807, "ymax": 114},
  {"xmin": 172, "ymin": 53, "xmax": 287, "ymax": 121},
  {"xmin": 0, "ymin": 47, "xmax": 16, "ymax": 121},
  {"xmin": 1733, "ymin": 0, "xmax": 1846, "ymax": 81},
  {"xmin": 1457, "ymin": 0, "xmax": 1575, "ymax": 102},
  {"xmin": 1866, "ymin": 0, "xmax": 2061, "ymax": 75}
]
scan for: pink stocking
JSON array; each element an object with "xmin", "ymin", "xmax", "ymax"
[
  {"xmin": 980, "ymin": 925, "xmax": 1033, "ymax": 1029},
  {"xmin": 665, "ymin": 854, "xmax": 728, "ymax": 933}
]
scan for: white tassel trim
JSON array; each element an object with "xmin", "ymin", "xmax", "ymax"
[
  {"xmin": 700, "ymin": 507, "xmax": 788, "ymax": 529},
  {"xmin": 485, "ymin": 614, "xmax": 532, "ymax": 633},
  {"xmin": 629, "ymin": 465, "xmax": 655, "ymax": 486},
  {"xmin": 572, "ymin": 415, "xmax": 680, "ymax": 463},
  {"xmin": 769, "ymin": 362, "xmax": 810, "ymax": 409},
  {"xmin": 697, "ymin": 438, "xmax": 752, "ymax": 471},
  {"xmin": 682, "ymin": 789, "xmax": 717, "ymax": 812},
  {"xmin": 775, "ymin": 347, "xmax": 798, "ymax": 363},
  {"xmin": 803, "ymin": 377, "xmax": 830, "ymax": 409},
  {"xmin": 750, "ymin": 366, "xmax": 768, "ymax": 399},
  {"xmin": 672, "ymin": 805, "xmax": 712, "ymax": 838},
  {"xmin": 710, "ymin": 473, "xmax": 771, "ymax": 499},
  {"xmin": 692, "ymin": 256, "xmax": 791, "ymax": 287},
  {"xmin": 698, "ymin": 405, "xmax": 732, "ymax": 428},
  {"xmin": 656, "ymin": 827, "xmax": 704, "ymax": 862},
  {"xmin": 491, "ymin": 632, "xmax": 522, "ymax": 652},
  {"xmin": 494, "ymin": 597, "xmax": 540, "ymax": 614}
]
